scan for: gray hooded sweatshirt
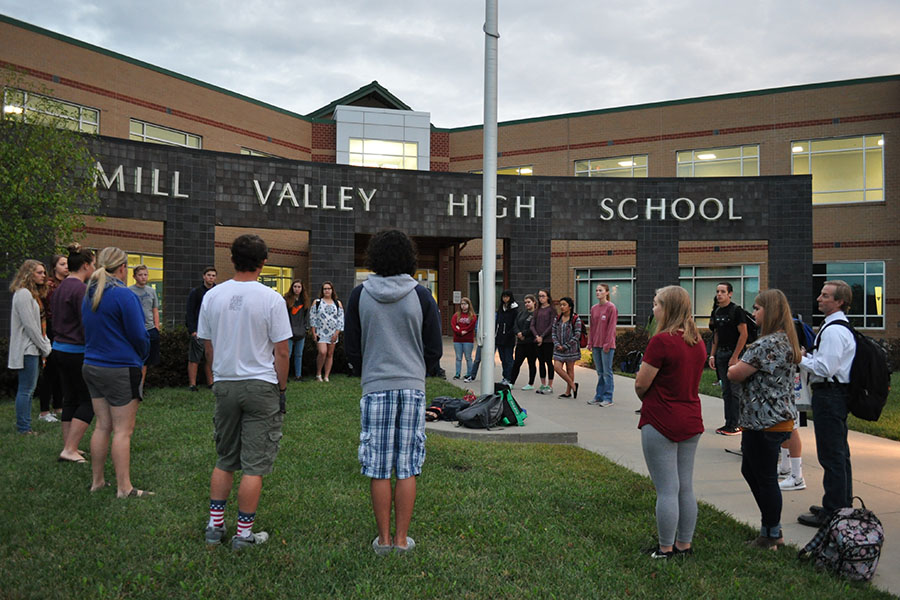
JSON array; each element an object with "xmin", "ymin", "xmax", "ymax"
[{"xmin": 344, "ymin": 274, "xmax": 443, "ymax": 396}]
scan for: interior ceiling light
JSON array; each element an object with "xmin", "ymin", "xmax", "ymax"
[
  {"xmin": 520, "ymin": 167, "xmax": 533, "ymax": 174},
  {"xmin": 878, "ymin": 139, "xmax": 884, "ymax": 146},
  {"xmin": 697, "ymin": 153, "xmax": 716, "ymax": 160},
  {"xmin": 3, "ymin": 105, "xmax": 23, "ymax": 114},
  {"xmin": 618, "ymin": 160, "xmax": 634, "ymax": 167},
  {"xmin": 792, "ymin": 145, "xmax": 804, "ymax": 153}
]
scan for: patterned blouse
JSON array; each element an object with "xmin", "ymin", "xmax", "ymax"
[
  {"xmin": 551, "ymin": 314, "xmax": 583, "ymax": 362},
  {"xmin": 734, "ymin": 331, "xmax": 797, "ymax": 430},
  {"xmin": 310, "ymin": 299, "xmax": 344, "ymax": 344}
]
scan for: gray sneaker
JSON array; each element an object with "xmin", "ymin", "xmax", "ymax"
[
  {"xmin": 231, "ymin": 531, "xmax": 269, "ymax": 550},
  {"xmin": 205, "ymin": 525, "xmax": 227, "ymax": 545},
  {"xmin": 586, "ymin": 399, "xmax": 601, "ymax": 405},
  {"xmin": 599, "ymin": 400, "xmax": 614, "ymax": 407}
]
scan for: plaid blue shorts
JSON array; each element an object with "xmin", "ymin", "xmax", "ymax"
[{"xmin": 358, "ymin": 389, "xmax": 426, "ymax": 480}]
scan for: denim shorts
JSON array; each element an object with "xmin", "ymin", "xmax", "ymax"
[
  {"xmin": 358, "ymin": 389, "xmax": 426, "ymax": 480},
  {"xmin": 212, "ymin": 380, "xmax": 284, "ymax": 476}
]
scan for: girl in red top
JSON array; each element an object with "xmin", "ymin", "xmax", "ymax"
[
  {"xmin": 450, "ymin": 297, "xmax": 477, "ymax": 379},
  {"xmin": 634, "ymin": 285, "xmax": 706, "ymax": 559}
]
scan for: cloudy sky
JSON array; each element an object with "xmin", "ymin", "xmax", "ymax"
[{"xmin": 2, "ymin": 1, "xmax": 898, "ymax": 128}]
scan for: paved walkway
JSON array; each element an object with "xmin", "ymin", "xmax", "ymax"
[{"xmin": 429, "ymin": 338, "xmax": 900, "ymax": 596}]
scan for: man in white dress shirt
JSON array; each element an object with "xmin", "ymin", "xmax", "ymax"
[{"xmin": 796, "ymin": 280, "xmax": 856, "ymax": 527}]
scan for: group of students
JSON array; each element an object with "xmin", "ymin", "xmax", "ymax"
[
  {"xmin": 449, "ymin": 289, "xmax": 592, "ymax": 399},
  {"xmin": 280, "ymin": 279, "xmax": 345, "ymax": 382},
  {"xmin": 635, "ymin": 280, "xmax": 854, "ymax": 558},
  {"xmin": 8, "ymin": 245, "xmax": 154, "ymax": 497}
]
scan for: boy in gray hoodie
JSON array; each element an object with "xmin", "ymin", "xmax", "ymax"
[{"xmin": 344, "ymin": 230, "xmax": 442, "ymax": 555}]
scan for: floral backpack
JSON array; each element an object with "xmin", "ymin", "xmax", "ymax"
[{"xmin": 798, "ymin": 497, "xmax": 884, "ymax": 582}]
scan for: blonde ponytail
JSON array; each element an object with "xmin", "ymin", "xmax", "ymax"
[{"xmin": 88, "ymin": 247, "xmax": 127, "ymax": 311}]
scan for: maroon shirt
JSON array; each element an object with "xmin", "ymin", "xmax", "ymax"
[
  {"xmin": 638, "ymin": 332, "xmax": 706, "ymax": 442},
  {"xmin": 50, "ymin": 277, "xmax": 87, "ymax": 345}
]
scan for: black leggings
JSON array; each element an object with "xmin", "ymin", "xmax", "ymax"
[
  {"xmin": 56, "ymin": 351, "xmax": 94, "ymax": 424},
  {"xmin": 37, "ymin": 351, "xmax": 64, "ymax": 412},
  {"xmin": 741, "ymin": 429, "xmax": 791, "ymax": 536},
  {"xmin": 510, "ymin": 343, "xmax": 537, "ymax": 385},
  {"xmin": 537, "ymin": 342, "xmax": 554, "ymax": 381}
]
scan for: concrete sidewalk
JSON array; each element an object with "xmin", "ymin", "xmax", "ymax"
[{"xmin": 429, "ymin": 337, "xmax": 900, "ymax": 596}]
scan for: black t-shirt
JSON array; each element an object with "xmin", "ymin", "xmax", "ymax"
[{"xmin": 710, "ymin": 302, "xmax": 746, "ymax": 350}]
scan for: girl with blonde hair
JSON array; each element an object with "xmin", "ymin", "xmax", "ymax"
[{"xmin": 634, "ymin": 286, "xmax": 706, "ymax": 559}]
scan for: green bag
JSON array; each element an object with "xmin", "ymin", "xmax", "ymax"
[{"xmin": 499, "ymin": 387, "xmax": 527, "ymax": 426}]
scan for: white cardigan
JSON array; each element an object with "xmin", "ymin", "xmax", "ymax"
[{"xmin": 8, "ymin": 288, "xmax": 52, "ymax": 369}]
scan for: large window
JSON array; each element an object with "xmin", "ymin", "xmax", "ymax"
[
  {"xmin": 575, "ymin": 155, "xmax": 648, "ymax": 178},
  {"xmin": 679, "ymin": 265, "xmax": 760, "ymax": 327},
  {"xmin": 677, "ymin": 145, "xmax": 759, "ymax": 177},
  {"xmin": 130, "ymin": 119, "xmax": 201, "ymax": 149},
  {"xmin": 792, "ymin": 135, "xmax": 884, "ymax": 204},
  {"xmin": 2, "ymin": 88, "xmax": 99, "ymax": 133},
  {"xmin": 574, "ymin": 268, "xmax": 635, "ymax": 326},
  {"xmin": 126, "ymin": 253, "xmax": 164, "ymax": 322},
  {"xmin": 467, "ymin": 270, "xmax": 504, "ymax": 314},
  {"xmin": 349, "ymin": 139, "xmax": 417, "ymax": 170},
  {"xmin": 813, "ymin": 262, "xmax": 884, "ymax": 329},
  {"xmin": 259, "ymin": 265, "xmax": 293, "ymax": 295}
]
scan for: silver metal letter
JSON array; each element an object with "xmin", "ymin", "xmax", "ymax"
[
  {"xmin": 253, "ymin": 181, "xmax": 275, "ymax": 206},
  {"xmin": 278, "ymin": 182, "xmax": 298, "ymax": 207},
  {"xmin": 339, "ymin": 187, "xmax": 353, "ymax": 211},
  {"xmin": 358, "ymin": 188, "xmax": 376, "ymax": 211},
  {"xmin": 515, "ymin": 195, "xmax": 535, "ymax": 219},
  {"xmin": 618, "ymin": 198, "xmax": 639, "ymax": 221},
  {"xmin": 172, "ymin": 171, "xmax": 188, "ymax": 199},
  {"xmin": 151, "ymin": 169, "xmax": 167, "ymax": 197},
  {"xmin": 670, "ymin": 197, "xmax": 695, "ymax": 221},
  {"xmin": 699, "ymin": 197, "xmax": 724, "ymax": 221},
  {"xmin": 94, "ymin": 163, "xmax": 124, "ymax": 192},
  {"xmin": 645, "ymin": 197, "xmax": 666, "ymax": 220}
]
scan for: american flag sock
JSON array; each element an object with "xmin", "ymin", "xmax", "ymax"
[
  {"xmin": 236, "ymin": 511, "xmax": 256, "ymax": 538},
  {"xmin": 208, "ymin": 499, "xmax": 226, "ymax": 529}
]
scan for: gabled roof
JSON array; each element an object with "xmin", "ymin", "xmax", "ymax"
[{"xmin": 306, "ymin": 80, "xmax": 412, "ymax": 119}]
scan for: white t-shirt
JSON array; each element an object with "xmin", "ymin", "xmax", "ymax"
[{"xmin": 197, "ymin": 279, "xmax": 292, "ymax": 384}]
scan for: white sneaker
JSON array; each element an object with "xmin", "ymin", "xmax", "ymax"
[
  {"xmin": 779, "ymin": 475, "xmax": 806, "ymax": 491},
  {"xmin": 39, "ymin": 413, "xmax": 60, "ymax": 423},
  {"xmin": 777, "ymin": 464, "xmax": 791, "ymax": 478}
]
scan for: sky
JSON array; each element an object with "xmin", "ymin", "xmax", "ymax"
[{"xmin": 1, "ymin": 1, "xmax": 898, "ymax": 128}]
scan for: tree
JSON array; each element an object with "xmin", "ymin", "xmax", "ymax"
[{"xmin": 0, "ymin": 67, "xmax": 99, "ymax": 277}]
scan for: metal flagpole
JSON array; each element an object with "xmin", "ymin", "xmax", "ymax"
[{"xmin": 481, "ymin": 0, "xmax": 499, "ymax": 396}]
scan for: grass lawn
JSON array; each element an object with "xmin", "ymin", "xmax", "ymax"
[
  {"xmin": 1, "ymin": 378, "xmax": 893, "ymax": 599},
  {"xmin": 696, "ymin": 370, "xmax": 900, "ymax": 442}
]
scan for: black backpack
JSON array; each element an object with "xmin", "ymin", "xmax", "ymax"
[
  {"xmin": 456, "ymin": 393, "xmax": 505, "ymax": 429},
  {"xmin": 815, "ymin": 320, "xmax": 892, "ymax": 421},
  {"xmin": 733, "ymin": 304, "xmax": 759, "ymax": 345},
  {"xmin": 426, "ymin": 396, "xmax": 471, "ymax": 422}
]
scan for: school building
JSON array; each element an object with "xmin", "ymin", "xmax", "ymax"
[{"xmin": 1, "ymin": 14, "xmax": 897, "ymax": 336}]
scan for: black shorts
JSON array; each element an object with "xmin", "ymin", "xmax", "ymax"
[
  {"xmin": 188, "ymin": 335, "xmax": 205, "ymax": 363},
  {"xmin": 145, "ymin": 328, "xmax": 161, "ymax": 366}
]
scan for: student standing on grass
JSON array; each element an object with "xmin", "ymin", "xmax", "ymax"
[
  {"xmin": 708, "ymin": 282, "xmax": 749, "ymax": 436},
  {"xmin": 54, "ymin": 244, "xmax": 96, "ymax": 463},
  {"xmin": 8, "ymin": 259, "xmax": 52, "ymax": 435},
  {"xmin": 83, "ymin": 248, "xmax": 152, "ymax": 497},
  {"xmin": 198, "ymin": 234, "xmax": 291, "ymax": 550},
  {"xmin": 634, "ymin": 286, "xmax": 705, "ymax": 559},
  {"xmin": 727, "ymin": 289, "xmax": 801, "ymax": 550},
  {"xmin": 36, "ymin": 253, "xmax": 68, "ymax": 423},
  {"xmin": 588, "ymin": 283, "xmax": 618, "ymax": 407},
  {"xmin": 128, "ymin": 265, "xmax": 160, "ymax": 389},
  {"xmin": 186, "ymin": 267, "xmax": 216, "ymax": 392},
  {"xmin": 283, "ymin": 280, "xmax": 310, "ymax": 381},
  {"xmin": 310, "ymin": 281, "xmax": 343, "ymax": 382},
  {"xmin": 345, "ymin": 230, "xmax": 442, "ymax": 555}
]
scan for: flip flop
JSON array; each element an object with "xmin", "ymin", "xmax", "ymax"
[
  {"xmin": 58, "ymin": 455, "xmax": 87, "ymax": 464},
  {"xmin": 89, "ymin": 482, "xmax": 112, "ymax": 492},
  {"xmin": 119, "ymin": 488, "xmax": 155, "ymax": 498}
]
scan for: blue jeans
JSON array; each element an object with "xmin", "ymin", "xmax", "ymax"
[
  {"xmin": 453, "ymin": 342, "xmax": 473, "ymax": 377},
  {"xmin": 468, "ymin": 345, "xmax": 482, "ymax": 379},
  {"xmin": 497, "ymin": 345, "xmax": 514, "ymax": 381},
  {"xmin": 14, "ymin": 354, "xmax": 40, "ymax": 433},
  {"xmin": 811, "ymin": 385, "xmax": 853, "ymax": 513},
  {"xmin": 741, "ymin": 429, "xmax": 791, "ymax": 538},
  {"xmin": 592, "ymin": 347, "xmax": 615, "ymax": 402},
  {"xmin": 288, "ymin": 337, "xmax": 306, "ymax": 378}
]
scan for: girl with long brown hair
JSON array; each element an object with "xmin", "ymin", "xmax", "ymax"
[{"xmin": 284, "ymin": 280, "xmax": 310, "ymax": 381}]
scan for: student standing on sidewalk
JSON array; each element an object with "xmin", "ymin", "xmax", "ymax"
[
  {"xmin": 588, "ymin": 283, "xmax": 618, "ymax": 407},
  {"xmin": 531, "ymin": 289, "xmax": 556, "ymax": 394},
  {"xmin": 708, "ymin": 282, "xmax": 749, "ymax": 435}
]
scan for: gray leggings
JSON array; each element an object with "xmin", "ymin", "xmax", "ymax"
[{"xmin": 641, "ymin": 424, "xmax": 700, "ymax": 546}]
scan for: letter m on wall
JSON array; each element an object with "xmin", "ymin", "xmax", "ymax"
[{"xmin": 94, "ymin": 162, "xmax": 124, "ymax": 191}]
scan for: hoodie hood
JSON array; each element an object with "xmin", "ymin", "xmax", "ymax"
[{"xmin": 363, "ymin": 273, "xmax": 418, "ymax": 304}]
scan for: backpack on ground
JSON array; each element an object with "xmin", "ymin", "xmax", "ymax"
[
  {"xmin": 816, "ymin": 320, "xmax": 892, "ymax": 421},
  {"xmin": 798, "ymin": 497, "xmax": 884, "ymax": 582},
  {"xmin": 456, "ymin": 393, "xmax": 505, "ymax": 429},
  {"xmin": 425, "ymin": 396, "xmax": 471, "ymax": 422},
  {"xmin": 497, "ymin": 386, "xmax": 527, "ymax": 426}
]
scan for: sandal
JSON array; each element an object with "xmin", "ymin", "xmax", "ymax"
[
  {"xmin": 119, "ymin": 488, "xmax": 155, "ymax": 498},
  {"xmin": 58, "ymin": 455, "xmax": 87, "ymax": 464},
  {"xmin": 89, "ymin": 482, "xmax": 112, "ymax": 492}
]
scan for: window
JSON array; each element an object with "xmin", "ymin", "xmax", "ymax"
[
  {"xmin": 349, "ymin": 139, "xmax": 417, "ymax": 170},
  {"xmin": 2, "ymin": 88, "xmax": 99, "ymax": 133},
  {"xmin": 467, "ymin": 270, "xmax": 504, "ymax": 314},
  {"xmin": 679, "ymin": 265, "xmax": 760, "ymax": 327},
  {"xmin": 677, "ymin": 145, "xmax": 759, "ymax": 177},
  {"xmin": 259, "ymin": 265, "xmax": 293, "ymax": 295},
  {"xmin": 129, "ymin": 119, "xmax": 201, "ymax": 149},
  {"xmin": 813, "ymin": 262, "xmax": 884, "ymax": 329},
  {"xmin": 240, "ymin": 147, "xmax": 280, "ymax": 158},
  {"xmin": 126, "ymin": 253, "xmax": 164, "ymax": 322},
  {"xmin": 574, "ymin": 269, "xmax": 635, "ymax": 326},
  {"xmin": 792, "ymin": 135, "xmax": 884, "ymax": 204},
  {"xmin": 574, "ymin": 155, "xmax": 648, "ymax": 178},
  {"xmin": 471, "ymin": 166, "xmax": 534, "ymax": 176}
]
